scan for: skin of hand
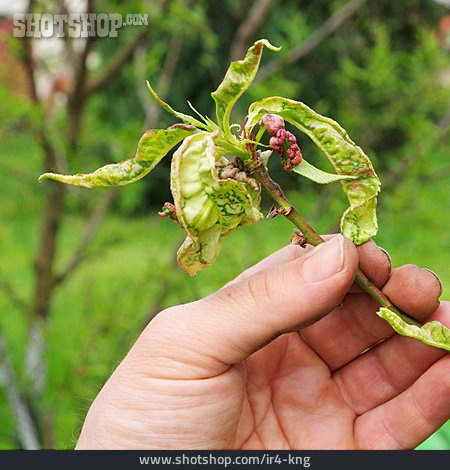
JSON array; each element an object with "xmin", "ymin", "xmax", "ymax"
[{"xmin": 76, "ymin": 235, "xmax": 449, "ymax": 450}]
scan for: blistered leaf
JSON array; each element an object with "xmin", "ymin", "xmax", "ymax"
[
  {"xmin": 377, "ymin": 307, "xmax": 450, "ymax": 352},
  {"xmin": 211, "ymin": 39, "xmax": 280, "ymax": 141},
  {"xmin": 39, "ymin": 126, "xmax": 195, "ymax": 188},
  {"xmin": 146, "ymin": 81, "xmax": 212, "ymax": 131},
  {"xmin": 246, "ymin": 97, "xmax": 381, "ymax": 244},
  {"xmin": 292, "ymin": 159, "xmax": 356, "ymax": 184},
  {"xmin": 171, "ymin": 132, "xmax": 262, "ymax": 275}
]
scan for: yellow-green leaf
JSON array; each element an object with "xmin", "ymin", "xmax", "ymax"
[
  {"xmin": 39, "ymin": 126, "xmax": 195, "ymax": 188},
  {"xmin": 246, "ymin": 97, "xmax": 381, "ymax": 244},
  {"xmin": 292, "ymin": 159, "xmax": 356, "ymax": 184},
  {"xmin": 147, "ymin": 81, "xmax": 212, "ymax": 131},
  {"xmin": 377, "ymin": 307, "xmax": 450, "ymax": 352},
  {"xmin": 171, "ymin": 132, "xmax": 262, "ymax": 275},
  {"xmin": 211, "ymin": 39, "xmax": 280, "ymax": 141}
]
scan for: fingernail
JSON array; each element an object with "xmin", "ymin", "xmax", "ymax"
[
  {"xmin": 303, "ymin": 235, "xmax": 345, "ymax": 282},
  {"xmin": 422, "ymin": 268, "xmax": 443, "ymax": 298},
  {"xmin": 378, "ymin": 246, "xmax": 392, "ymax": 272}
]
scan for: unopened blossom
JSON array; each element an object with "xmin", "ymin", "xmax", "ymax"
[
  {"xmin": 158, "ymin": 202, "xmax": 177, "ymax": 221},
  {"xmin": 260, "ymin": 113, "xmax": 285, "ymax": 135},
  {"xmin": 268, "ymin": 126, "xmax": 302, "ymax": 171}
]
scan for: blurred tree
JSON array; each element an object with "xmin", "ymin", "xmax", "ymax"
[{"xmin": 0, "ymin": 0, "xmax": 448, "ymax": 449}]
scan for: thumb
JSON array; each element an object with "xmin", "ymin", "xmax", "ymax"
[{"xmin": 138, "ymin": 235, "xmax": 358, "ymax": 377}]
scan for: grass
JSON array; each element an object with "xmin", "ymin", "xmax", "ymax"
[{"xmin": 0, "ymin": 133, "xmax": 449, "ymax": 449}]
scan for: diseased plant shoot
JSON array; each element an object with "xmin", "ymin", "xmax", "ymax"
[{"xmin": 39, "ymin": 40, "xmax": 450, "ymax": 352}]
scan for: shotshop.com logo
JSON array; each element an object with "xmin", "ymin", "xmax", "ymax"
[{"xmin": 13, "ymin": 13, "xmax": 148, "ymax": 38}]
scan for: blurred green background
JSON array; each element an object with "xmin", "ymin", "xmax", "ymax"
[{"xmin": 0, "ymin": 0, "xmax": 449, "ymax": 450}]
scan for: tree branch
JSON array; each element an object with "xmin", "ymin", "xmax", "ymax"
[
  {"xmin": 84, "ymin": 30, "xmax": 148, "ymax": 98},
  {"xmin": 0, "ymin": 332, "xmax": 41, "ymax": 449},
  {"xmin": 0, "ymin": 277, "xmax": 27, "ymax": 314},
  {"xmin": 53, "ymin": 189, "xmax": 118, "ymax": 287},
  {"xmin": 229, "ymin": 0, "xmax": 276, "ymax": 61},
  {"xmin": 57, "ymin": 0, "xmax": 76, "ymax": 66},
  {"xmin": 257, "ymin": 0, "xmax": 370, "ymax": 81},
  {"xmin": 249, "ymin": 159, "xmax": 421, "ymax": 327}
]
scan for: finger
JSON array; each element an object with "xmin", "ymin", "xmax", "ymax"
[
  {"xmin": 383, "ymin": 264, "xmax": 441, "ymax": 316},
  {"xmin": 348, "ymin": 241, "xmax": 391, "ymax": 292},
  {"xmin": 228, "ymin": 236, "xmax": 388, "ymax": 290},
  {"xmin": 300, "ymin": 264, "xmax": 442, "ymax": 370},
  {"xmin": 354, "ymin": 354, "xmax": 450, "ymax": 449},
  {"xmin": 138, "ymin": 235, "xmax": 359, "ymax": 379},
  {"xmin": 334, "ymin": 302, "xmax": 450, "ymax": 416}
]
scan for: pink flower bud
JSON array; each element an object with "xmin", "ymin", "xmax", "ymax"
[
  {"xmin": 158, "ymin": 202, "xmax": 177, "ymax": 221},
  {"xmin": 287, "ymin": 133, "xmax": 296, "ymax": 144},
  {"xmin": 290, "ymin": 155, "xmax": 302, "ymax": 166},
  {"xmin": 275, "ymin": 128, "xmax": 286, "ymax": 139},
  {"xmin": 269, "ymin": 136, "xmax": 282, "ymax": 152},
  {"xmin": 261, "ymin": 114, "xmax": 285, "ymax": 135}
]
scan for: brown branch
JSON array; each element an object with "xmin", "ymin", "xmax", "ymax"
[
  {"xmin": 53, "ymin": 189, "xmax": 118, "ymax": 287},
  {"xmin": 0, "ymin": 331, "xmax": 41, "ymax": 449},
  {"xmin": 250, "ymin": 159, "xmax": 421, "ymax": 327},
  {"xmin": 57, "ymin": 0, "xmax": 76, "ymax": 66},
  {"xmin": 72, "ymin": 0, "xmax": 95, "ymax": 100},
  {"xmin": 0, "ymin": 277, "xmax": 27, "ymax": 313},
  {"xmin": 257, "ymin": 0, "xmax": 370, "ymax": 81},
  {"xmin": 84, "ymin": 29, "xmax": 148, "ymax": 98},
  {"xmin": 229, "ymin": 0, "xmax": 276, "ymax": 61},
  {"xmin": 67, "ymin": 0, "xmax": 96, "ymax": 148}
]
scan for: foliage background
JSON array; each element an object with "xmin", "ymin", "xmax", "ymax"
[{"xmin": 0, "ymin": 0, "xmax": 449, "ymax": 449}]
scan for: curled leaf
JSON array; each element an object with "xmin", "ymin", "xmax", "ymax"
[
  {"xmin": 377, "ymin": 307, "xmax": 450, "ymax": 352},
  {"xmin": 146, "ymin": 81, "xmax": 212, "ymax": 131},
  {"xmin": 246, "ymin": 97, "xmax": 381, "ymax": 244},
  {"xmin": 171, "ymin": 132, "xmax": 262, "ymax": 275},
  {"xmin": 292, "ymin": 159, "xmax": 356, "ymax": 184},
  {"xmin": 211, "ymin": 39, "xmax": 280, "ymax": 141},
  {"xmin": 39, "ymin": 126, "xmax": 195, "ymax": 188}
]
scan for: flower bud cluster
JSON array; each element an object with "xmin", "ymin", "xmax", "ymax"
[
  {"xmin": 260, "ymin": 114, "xmax": 302, "ymax": 171},
  {"xmin": 158, "ymin": 202, "xmax": 177, "ymax": 221}
]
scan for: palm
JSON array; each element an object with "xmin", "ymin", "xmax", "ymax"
[
  {"xmin": 200, "ymin": 300, "xmax": 447, "ymax": 450},
  {"xmin": 182, "ymin": 282, "xmax": 448, "ymax": 451},
  {"xmin": 235, "ymin": 332, "xmax": 355, "ymax": 449}
]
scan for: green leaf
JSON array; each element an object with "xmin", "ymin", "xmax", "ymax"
[
  {"xmin": 39, "ymin": 126, "xmax": 195, "ymax": 188},
  {"xmin": 377, "ymin": 307, "xmax": 450, "ymax": 352},
  {"xmin": 292, "ymin": 159, "xmax": 356, "ymax": 184},
  {"xmin": 246, "ymin": 97, "xmax": 381, "ymax": 244},
  {"xmin": 171, "ymin": 132, "xmax": 262, "ymax": 275},
  {"xmin": 211, "ymin": 39, "xmax": 280, "ymax": 141},
  {"xmin": 146, "ymin": 81, "xmax": 212, "ymax": 131}
]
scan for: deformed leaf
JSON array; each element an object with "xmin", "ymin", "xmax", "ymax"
[
  {"xmin": 171, "ymin": 132, "xmax": 262, "ymax": 275},
  {"xmin": 377, "ymin": 307, "xmax": 450, "ymax": 352},
  {"xmin": 292, "ymin": 159, "xmax": 356, "ymax": 184},
  {"xmin": 39, "ymin": 159, "xmax": 153, "ymax": 188},
  {"xmin": 146, "ymin": 81, "xmax": 211, "ymax": 131},
  {"xmin": 135, "ymin": 126, "xmax": 197, "ymax": 162},
  {"xmin": 39, "ymin": 126, "xmax": 195, "ymax": 188},
  {"xmin": 246, "ymin": 97, "xmax": 381, "ymax": 244},
  {"xmin": 211, "ymin": 39, "xmax": 280, "ymax": 141}
]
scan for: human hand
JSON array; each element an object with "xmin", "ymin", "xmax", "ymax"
[{"xmin": 76, "ymin": 235, "xmax": 449, "ymax": 449}]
